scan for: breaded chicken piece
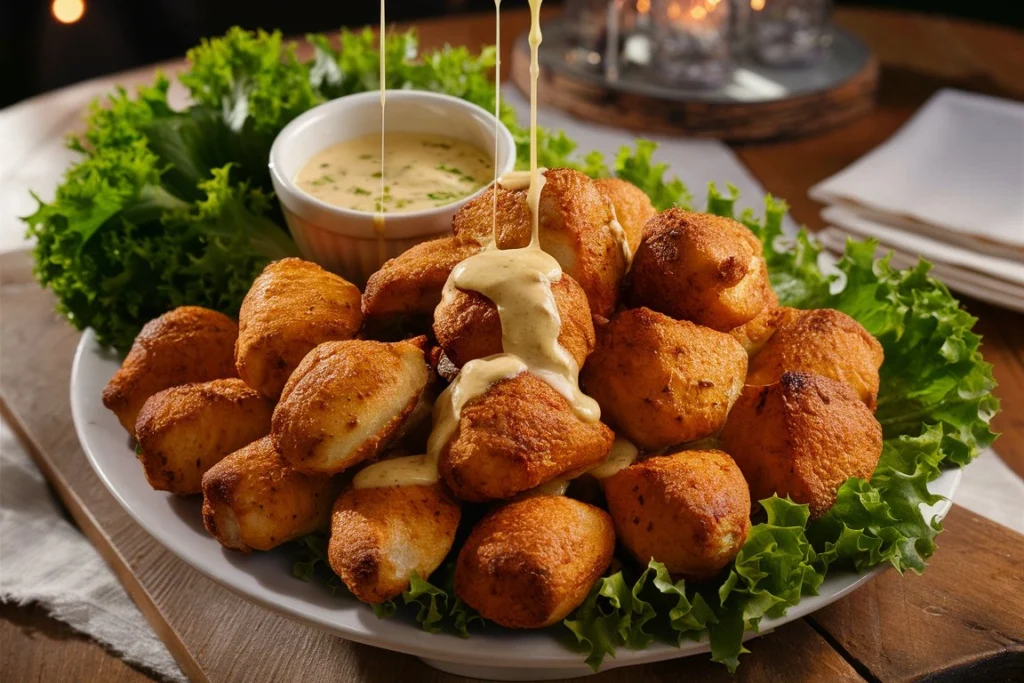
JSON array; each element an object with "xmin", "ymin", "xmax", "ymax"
[
  {"xmin": 581, "ymin": 308, "xmax": 748, "ymax": 450},
  {"xmin": 272, "ymin": 338, "xmax": 430, "ymax": 475},
  {"xmin": 135, "ymin": 378, "xmax": 273, "ymax": 495},
  {"xmin": 452, "ymin": 169, "xmax": 627, "ymax": 317},
  {"xmin": 603, "ymin": 450, "xmax": 750, "ymax": 581},
  {"xmin": 362, "ymin": 236, "xmax": 483, "ymax": 319},
  {"xmin": 729, "ymin": 305, "xmax": 789, "ymax": 355},
  {"xmin": 720, "ymin": 371, "xmax": 883, "ymax": 518},
  {"xmin": 236, "ymin": 258, "xmax": 363, "ymax": 399},
  {"xmin": 328, "ymin": 483, "xmax": 460, "ymax": 603},
  {"xmin": 594, "ymin": 177, "xmax": 657, "ymax": 256},
  {"xmin": 628, "ymin": 209, "xmax": 777, "ymax": 331},
  {"xmin": 439, "ymin": 372, "xmax": 614, "ymax": 502},
  {"xmin": 433, "ymin": 272, "xmax": 595, "ymax": 369},
  {"xmin": 747, "ymin": 308, "xmax": 884, "ymax": 410},
  {"xmin": 201, "ymin": 436, "xmax": 334, "ymax": 552},
  {"xmin": 102, "ymin": 306, "xmax": 239, "ymax": 438},
  {"xmin": 455, "ymin": 496, "xmax": 614, "ymax": 628}
]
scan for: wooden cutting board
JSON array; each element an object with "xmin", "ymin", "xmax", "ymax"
[{"xmin": 3, "ymin": 245, "xmax": 1023, "ymax": 683}]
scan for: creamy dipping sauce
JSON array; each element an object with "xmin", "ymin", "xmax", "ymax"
[{"xmin": 296, "ymin": 132, "xmax": 492, "ymax": 213}]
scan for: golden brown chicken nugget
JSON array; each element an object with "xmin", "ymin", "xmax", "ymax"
[
  {"xmin": 747, "ymin": 308, "xmax": 884, "ymax": 410},
  {"xmin": 102, "ymin": 306, "xmax": 238, "ymax": 438},
  {"xmin": 728, "ymin": 305, "xmax": 790, "ymax": 355},
  {"xmin": 594, "ymin": 177, "xmax": 657, "ymax": 256},
  {"xmin": 236, "ymin": 258, "xmax": 363, "ymax": 399},
  {"xmin": 452, "ymin": 169, "xmax": 627, "ymax": 317},
  {"xmin": 581, "ymin": 308, "xmax": 748, "ymax": 450},
  {"xmin": 439, "ymin": 372, "xmax": 614, "ymax": 502},
  {"xmin": 432, "ymin": 272, "xmax": 595, "ymax": 369},
  {"xmin": 328, "ymin": 483, "xmax": 460, "ymax": 603},
  {"xmin": 272, "ymin": 338, "xmax": 429, "ymax": 475},
  {"xmin": 603, "ymin": 450, "xmax": 750, "ymax": 581},
  {"xmin": 628, "ymin": 209, "xmax": 776, "ymax": 331},
  {"xmin": 720, "ymin": 372, "xmax": 883, "ymax": 518},
  {"xmin": 362, "ymin": 236, "xmax": 483, "ymax": 319},
  {"xmin": 135, "ymin": 378, "xmax": 273, "ymax": 495},
  {"xmin": 201, "ymin": 436, "xmax": 334, "ymax": 552},
  {"xmin": 455, "ymin": 496, "xmax": 614, "ymax": 629}
]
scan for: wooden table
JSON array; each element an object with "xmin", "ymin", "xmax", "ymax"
[{"xmin": 2, "ymin": 7, "xmax": 1023, "ymax": 683}]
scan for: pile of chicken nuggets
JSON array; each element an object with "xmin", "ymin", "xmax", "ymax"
[{"xmin": 103, "ymin": 168, "xmax": 883, "ymax": 630}]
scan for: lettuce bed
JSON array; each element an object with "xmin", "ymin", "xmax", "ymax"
[{"xmin": 25, "ymin": 28, "xmax": 998, "ymax": 672}]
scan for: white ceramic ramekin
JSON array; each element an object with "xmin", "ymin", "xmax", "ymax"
[{"xmin": 269, "ymin": 90, "xmax": 516, "ymax": 285}]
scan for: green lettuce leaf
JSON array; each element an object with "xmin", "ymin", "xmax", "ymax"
[{"xmin": 711, "ymin": 496, "xmax": 822, "ymax": 671}]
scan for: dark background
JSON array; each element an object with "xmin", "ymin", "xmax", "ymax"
[{"xmin": 1, "ymin": 0, "xmax": 1021, "ymax": 108}]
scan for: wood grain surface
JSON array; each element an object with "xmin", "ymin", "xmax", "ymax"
[{"xmin": 2, "ymin": 7, "xmax": 1023, "ymax": 683}]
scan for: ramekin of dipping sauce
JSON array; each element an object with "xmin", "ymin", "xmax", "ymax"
[{"xmin": 270, "ymin": 90, "xmax": 516, "ymax": 285}]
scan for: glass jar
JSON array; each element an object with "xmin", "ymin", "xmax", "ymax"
[
  {"xmin": 748, "ymin": 0, "xmax": 832, "ymax": 67},
  {"xmin": 652, "ymin": 0, "xmax": 732, "ymax": 87}
]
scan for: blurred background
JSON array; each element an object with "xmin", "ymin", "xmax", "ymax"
[{"xmin": 1, "ymin": 0, "xmax": 1021, "ymax": 108}]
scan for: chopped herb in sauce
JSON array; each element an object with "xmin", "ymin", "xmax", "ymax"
[{"xmin": 296, "ymin": 132, "xmax": 491, "ymax": 213}]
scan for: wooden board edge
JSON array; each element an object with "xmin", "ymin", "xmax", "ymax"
[{"xmin": 0, "ymin": 394, "xmax": 209, "ymax": 683}]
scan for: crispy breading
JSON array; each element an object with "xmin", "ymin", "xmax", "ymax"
[
  {"xmin": 102, "ymin": 306, "xmax": 238, "ymax": 438},
  {"xmin": 271, "ymin": 338, "xmax": 430, "ymax": 475},
  {"xmin": 628, "ymin": 209, "xmax": 777, "ymax": 331},
  {"xmin": 432, "ymin": 272, "xmax": 595, "ymax": 368},
  {"xmin": 452, "ymin": 169, "xmax": 627, "ymax": 317},
  {"xmin": 581, "ymin": 308, "xmax": 748, "ymax": 450},
  {"xmin": 720, "ymin": 371, "xmax": 883, "ymax": 518},
  {"xmin": 135, "ymin": 378, "xmax": 273, "ymax": 495},
  {"xmin": 593, "ymin": 177, "xmax": 656, "ymax": 256},
  {"xmin": 328, "ymin": 483, "xmax": 460, "ymax": 603},
  {"xmin": 728, "ymin": 305, "xmax": 790, "ymax": 355},
  {"xmin": 362, "ymin": 236, "xmax": 483, "ymax": 319},
  {"xmin": 439, "ymin": 372, "xmax": 614, "ymax": 502},
  {"xmin": 201, "ymin": 436, "xmax": 334, "ymax": 552},
  {"xmin": 455, "ymin": 496, "xmax": 614, "ymax": 628},
  {"xmin": 603, "ymin": 449, "xmax": 750, "ymax": 581},
  {"xmin": 236, "ymin": 258, "xmax": 363, "ymax": 399},
  {"xmin": 747, "ymin": 308, "xmax": 884, "ymax": 410}
]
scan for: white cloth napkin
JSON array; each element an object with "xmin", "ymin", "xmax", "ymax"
[
  {"xmin": 0, "ymin": 420, "xmax": 187, "ymax": 683},
  {"xmin": 810, "ymin": 89, "xmax": 1024, "ymax": 256}
]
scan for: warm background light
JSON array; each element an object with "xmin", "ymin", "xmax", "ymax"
[
  {"xmin": 51, "ymin": 0, "xmax": 85, "ymax": 24},
  {"xmin": 751, "ymin": 0, "xmax": 766, "ymax": 10}
]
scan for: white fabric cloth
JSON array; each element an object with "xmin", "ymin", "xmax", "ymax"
[{"xmin": 0, "ymin": 421, "xmax": 187, "ymax": 683}]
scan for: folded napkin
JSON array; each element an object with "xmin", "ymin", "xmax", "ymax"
[
  {"xmin": 810, "ymin": 89, "xmax": 1024, "ymax": 257},
  {"xmin": 0, "ymin": 420, "xmax": 186, "ymax": 683}
]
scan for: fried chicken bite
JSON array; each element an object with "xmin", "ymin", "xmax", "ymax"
[
  {"xmin": 236, "ymin": 258, "xmax": 363, "ymax": 399},
  {"xmin": 201, "ymin": 436, "xmax": 334, "ymax": 552},
  {"xmin": 720, "ymin": 371, "xmax": 883, "ymax": 518},
  {"xmin": 729, "ymin": 305, "xmax": 789, "ymax": 355},
  {"xmin": 102, "ymin": 306, "xmax": 238, "ymax": 438},
  {"xmin": 594, "ymin": 177, "xmax": 656, "ymax": 256},
  {"xmin": 135, "ymin": 379, "xmax": 273, "ymax": 495},
  {"xmin": 455, "ymin": 496, "xmax": 614, "ymax": 628},
  {"xmin": 628, "ymin": 209, "xmax": 776, "ymax": 331},
  {"xmin": 452, "ymin": 168, "xmax": 627, "ymax": 317},
  {"xmin": 432, "ymin": 272, "xmax": 595, "ymax": 369},
  {"xmin": 747, "ymin": 308, "xmax": 884, "ymax": 410},
  {"xmin": 328, "ymin": 483, "xmax": 460, "ymax": 603},
  {"xmin": 439, "ymin": 372, "xmax": 614, "ymax": 502},
  {"xmin": 603, "ymin": 450, "xmax": 750, "ymax": 581},
  {"xmin": 271, "ymin": 338, "xmax": 430, "ymax": 475},
  {"xmin": 362, "ymin": 236, "xmax": 483, "ymax": 319},
  {"xmin": 580, "ymin": 308, "xmax": 747, "ymax": 450}
]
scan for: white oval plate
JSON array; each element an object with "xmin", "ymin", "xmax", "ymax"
[{"xmin": 71, "ymin": 329, "xmax": 960, "ymax": 681}]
